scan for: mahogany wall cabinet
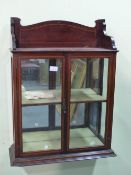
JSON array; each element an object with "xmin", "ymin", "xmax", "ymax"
[{"xmin": 9, "ymin": 17, "xmax": 118, "ymax": 166}]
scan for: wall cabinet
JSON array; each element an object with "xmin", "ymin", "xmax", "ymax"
[{"xmin": 9, "ymin": 18, "xmax": 118, "ymax": 166}]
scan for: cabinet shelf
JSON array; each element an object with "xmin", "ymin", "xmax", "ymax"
[
  {"xmin": 22, "ymin": 89, "xmax": 61, "ymax": 106},
  {"xmin": 70, "ymin": 88, "xmax": 106, "ymax": 103},
  {"xmin": 22, "ymin": 88, "xmax": 106, "ymax": 106}
]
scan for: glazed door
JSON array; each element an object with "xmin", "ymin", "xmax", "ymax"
[
  {"xmin": 18, "ymin": 55, "xmax": 110, "ymax": 155},
  {"xmin": 20, "ymin": 56, "xmax": 65, "ymax": 154},
  {"xmin": 68, "ymin": 57, "xmax": 109, "ymax": 151}
]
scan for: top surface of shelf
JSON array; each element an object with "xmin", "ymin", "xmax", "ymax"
[
  {"xmin": 22, "ymin": 88, "xmax": 106, "ymax": 106},
  {"xmin": 11, "ymin": 47, "xmax": 118, "ymax": 53}
]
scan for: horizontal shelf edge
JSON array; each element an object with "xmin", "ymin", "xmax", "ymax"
[
  {"xmin": 11, "ymin": 47, "xmax": 118, "ymax": 53},
  {"xmin": 22, "ymin": 88, "xmax": 107, "ymax": 106}
]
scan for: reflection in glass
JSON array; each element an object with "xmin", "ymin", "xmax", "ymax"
[
  {"xmin": 69, "ymin": 102, "xmax": 106, "ymax": 149},
  {"xmin": 22, "ymin": 105, "xmax": 61, "ymax": 152},
  {"xmin": 21, "ymin": 59, "xmax": 62, "ymax": 105},
  {"xmin": 70, "ymin": 103, "xmax": 85, "ymax": 126},
  {"xmin": 22, "ymin": 105, "xmax": 49, "ymax": 129},
  {"xmin": 21, "ymin": 58, "xmax": 62, "ymax": 152},
  {"xmin": 100, "ymin": 103, "xmax": 106, "ymax": 138}
]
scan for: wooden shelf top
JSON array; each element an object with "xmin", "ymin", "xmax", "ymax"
[
  {"xmin": 11, "ymin": 47, "xmax": 118, "ymax": 53},
  {"xmin": 22, "ymin": 88, "xmax": 106, "ymax": 106}
]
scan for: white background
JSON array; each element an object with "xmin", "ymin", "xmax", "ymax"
[{"xmin": 0, "ymin": 0, "xmax": 131, "ymax": 174}]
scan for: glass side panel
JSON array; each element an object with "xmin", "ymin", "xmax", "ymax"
[
  {"xmin": 70, "ymin": 58, "xmax": 108, "ymax": 103},
  {"xmin": 100, "ymin": 103, "xmax": 106, "ymax": 138},
  {"xmin": 70, "ymin": 103, "xmax": 85, "ymax": 126},
  {"xmin": 21, "ymin": 58, "xmax": 62, "ymax": 152},
  {"xmin": 69, "ymin": 102, "xmax": 106, "ymax": 149}
]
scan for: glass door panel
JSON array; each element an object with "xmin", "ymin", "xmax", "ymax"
[
  {"xmin": 69, "ymin": 57, "xmax": 109, "ymax": 149},
  {"xmin": 22, "ymin": 59, "xmax": 62, "ymax": 105},
  {"xmin": 70, "ymin": 58, "xmax": 108, "ymax": 103},
  {"xmin": 69, "ymin": 102, "xmax": 106, "ymax": 149},
  {"xmin": 21, "ymin": 58, "xmax": 63, "ymax": 152}
]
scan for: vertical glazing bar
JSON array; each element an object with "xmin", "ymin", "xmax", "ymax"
[
  {"xmin": 63, "ymin": 54, "xmax": 71, "ymax": 152},
  {"xmin": 49, "ymin": 59, "xmax": 56, "ymax": 130},
  {"xmin": 84, "ymin": 59, "xmax": 92, "ymax": 127}
]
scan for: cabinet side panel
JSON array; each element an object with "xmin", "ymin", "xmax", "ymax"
[{"xmin": 105, "ymin": 54, "xmax": 116, "ymax": 147}]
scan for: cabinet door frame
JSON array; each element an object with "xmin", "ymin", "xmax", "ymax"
[
  {"xmin": 13, "ymin": 53, "xmax": 67, "ymax": 157},
  {"xmin": 12, "ymin": 52, "xmax": 116, "ymax": 158},
  {"xmin": 65, "ymin": 52, "xmax": 116, "ymax": 153}
]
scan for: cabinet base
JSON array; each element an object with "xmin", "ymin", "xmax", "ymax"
[{"xmin": 9, "ymin": 144, "xmax": 116, "ymax": 166}]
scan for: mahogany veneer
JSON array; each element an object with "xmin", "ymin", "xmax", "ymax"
[{"xmin": 9, "ymin": 17, "xmax": 118, "ymax": 166}]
